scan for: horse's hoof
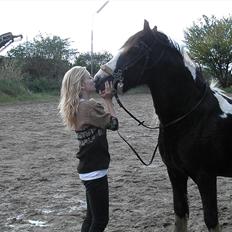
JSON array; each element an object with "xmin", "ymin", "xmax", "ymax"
[
  {"xmin": 209, "ymin": 224, "xmax": 221, "ymax": 232},
  {"xmin": 173, "ymin": 228, "xmax": 187, "ymax": 232},
  {"xmin": 173, "ymin": 223, "xmax": 188, "ymax": 232},
  {"xmin": 173, "ymin": 214, "xmax": 188, "ymax": 232}
]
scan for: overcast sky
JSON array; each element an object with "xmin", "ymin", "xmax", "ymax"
[{"xmin": 1, "ymin": 0, "xmax": 231, "ymax": 55}]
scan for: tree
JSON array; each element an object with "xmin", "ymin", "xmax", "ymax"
[
  {"xmin": 74, "ymin": 51, "xmax": 113, "ymax": 75},
  {"xmin": 8, "ymin": 34, "xmax": 77, "ymax": 61},
  {"xmin": 7, "ymin": 34, "xmax": 77, "ymax": 79},
  {"xmin": 6, "ymin": 34, "xmax": 113, "ymax": 92},
  {"xmin": 184, "ymin": 15, "xmax": 232, "ymax": 87},
  {"xmin": 7, "ymin": 34, "xmax": 77, "ymax": 92}
]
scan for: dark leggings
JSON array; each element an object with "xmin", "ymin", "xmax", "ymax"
[{"xmin": 81, "ymin": 175, "xmax": 109, "ymax": 232}]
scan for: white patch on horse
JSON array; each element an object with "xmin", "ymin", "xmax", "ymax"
[
  {"xmin": 210, "ymin": 82, "xmax": 232, "ymax": 118},
  {"xmin": 94, "ymin": 50, "xmax": 122, "ymax": 78},
  {"xmin": 106, "ymin": 50, "xmax": 122, "ymax": 71},
  {"xmin": 181, "ymin": 47, "xmax": 197, "ymax": 80}
]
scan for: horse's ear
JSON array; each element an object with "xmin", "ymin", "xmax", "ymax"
[
  {"xmin": 143, "ymin": 19, "xmax": 151, "ymax": 32},
  {"xmin": 153, "ymin": 26, "xmax": 157, "ymax": 31}
]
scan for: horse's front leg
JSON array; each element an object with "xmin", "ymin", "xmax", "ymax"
[
  {"xmin": 167, "ymin": 167, "xmax": 189, "ymax": 232},
  {"xmin": 192, "ymin": 174, "xmax": 221, "ymax": 232}
]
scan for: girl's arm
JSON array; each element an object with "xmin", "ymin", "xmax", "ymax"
[
  {"xmin": 104, "ymin": 98, "xmax": 116, "ymax": 118},
  {"xmin": 100, "ymin": 81, "xmax": 117, "ymax": 118},
  {"xmin": 100, "ymin": 81, "xmax": 118, "ymax": 130}
]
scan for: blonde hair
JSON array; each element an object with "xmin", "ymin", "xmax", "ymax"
[{"xmin": 58, "ymin": 66, "xmax": 88, "ymax": 129}]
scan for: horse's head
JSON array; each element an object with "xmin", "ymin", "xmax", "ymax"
[{"xmin": 94, "ymin": 20, "xmax": 166, "ymax": 93}]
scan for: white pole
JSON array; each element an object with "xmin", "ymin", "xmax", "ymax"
[{"xmin": 91, "ymin": 1, "xmax": 110, "ymax": 76}]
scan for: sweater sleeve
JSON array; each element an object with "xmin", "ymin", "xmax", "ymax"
[
  {"xmin": 78, "ymin": 99, "xmax": 118, "ymax": 130},
  {"xmin": 88, "ymin": 100, "xmax": 111, "ymax": 129}
]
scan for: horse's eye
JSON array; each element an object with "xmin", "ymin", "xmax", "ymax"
[{"xmin": 127, "ymin": 47, "xmax": 138, "ymax": 55}]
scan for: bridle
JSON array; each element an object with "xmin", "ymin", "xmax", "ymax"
[{"xmin": 100, "ymin": 41, "xmax": 208, "ymax": 166}]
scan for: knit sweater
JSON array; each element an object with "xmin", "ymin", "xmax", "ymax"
[{"xmin": 75, "ymin": 98, "xmax": 118, "ymax": 174}]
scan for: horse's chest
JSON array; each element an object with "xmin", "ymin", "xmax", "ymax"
[{"xmin": 158, "ymin": 132, "xmax": 197, "ymax": 171}]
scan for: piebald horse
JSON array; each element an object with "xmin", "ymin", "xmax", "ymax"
[{"xmin": 94, "ymin": 20, "xmax": 232, "ymax": 232}]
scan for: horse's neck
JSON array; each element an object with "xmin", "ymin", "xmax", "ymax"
[{"xmin": 149, "ymin": 75, "xmax": 203, "ymax": 126}]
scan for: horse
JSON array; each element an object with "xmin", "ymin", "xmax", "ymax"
[{"xmin": 94, "ymin": 20, "xmax": 232, "ymax": 232}]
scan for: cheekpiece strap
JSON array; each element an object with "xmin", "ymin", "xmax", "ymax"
[{"xmin": 100, "ymin": 64, "xmax": 113, "ymax": 75}]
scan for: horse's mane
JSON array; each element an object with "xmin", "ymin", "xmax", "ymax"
[
  {"xmin": 154, "ymin": 31, "xmax": 179, "ymax": 49},
  {"xmin": 153, "ymin": 31, "xmax": 204, "ymax": 82}
]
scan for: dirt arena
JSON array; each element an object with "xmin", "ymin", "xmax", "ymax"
[{"xmin": 1, "ymin": 93, "xmax": 232, "ymax": 232}]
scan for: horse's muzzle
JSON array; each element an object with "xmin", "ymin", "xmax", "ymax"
[{"xmin": 94, "ymin": 75, "xmax": 114, "ymax": 92}]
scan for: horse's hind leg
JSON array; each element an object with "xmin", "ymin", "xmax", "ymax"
[
  {"xmin": 193, "ymin": 174, "xmax": 221, "ymax": 232},
  {"xmin": 167, "ymin": 168, "xmax": 189, "ymax": 232},
  {"xmin": 209, "ymin": 225, "xmax": 221, "ymax": 232}
]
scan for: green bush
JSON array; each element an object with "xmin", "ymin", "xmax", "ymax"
[
  {"xmin": 22, "ymin": 76, "xmax": 61, "ymax": 93},
  {"xmin": 223, "ymin": 86, "xmax": 232, "ymax": 93},
  {"xmin": 0, "ymin": 79, "xmax": 29, "ymax": 97}
]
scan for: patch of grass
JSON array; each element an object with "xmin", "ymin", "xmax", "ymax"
[
  {"xmin": 0, "ymin": 78, "xmax": 59, "ymax": 104},
  {"xmin": 0, "ymin": 91, "xmax": 58, "ymax": 104}
]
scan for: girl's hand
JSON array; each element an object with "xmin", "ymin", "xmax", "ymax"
[{"xmin": 99, "ymin": 81, "xmax": 114, "ymax": 100}]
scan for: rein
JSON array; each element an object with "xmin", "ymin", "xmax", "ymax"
[
  {"xmin": 115, "ymin": 93, "xmax": 159, "ymax": 129},
  {"xmin": 117, "ymin": 130, "xmax": 159, "ymax": 166}
]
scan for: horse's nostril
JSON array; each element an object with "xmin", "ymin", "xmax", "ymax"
[
  {"xmin": 93, "ymin": 76, "xmax": 98, "ymax": 83},
  {"xmin": 94, "ymin": 74, "xmax": 101, "ymax": 81}
]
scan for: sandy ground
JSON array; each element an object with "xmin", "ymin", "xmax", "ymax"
[{"xmin": 1, "ymin": 93, "xmax": 232, "ymax": 232}]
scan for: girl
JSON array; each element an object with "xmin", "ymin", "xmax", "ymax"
[{"xmin": 58, "ymin": 66, "xmax": 118, "ymax": 232}]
